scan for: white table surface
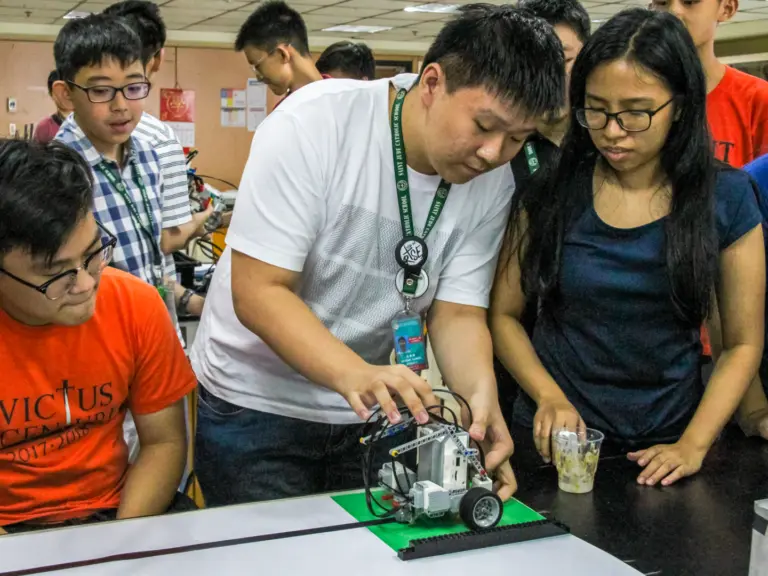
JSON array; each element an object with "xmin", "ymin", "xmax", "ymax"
[{"xmin": 0, "ymin": 494, "xmax": 642, "ymax": 575}]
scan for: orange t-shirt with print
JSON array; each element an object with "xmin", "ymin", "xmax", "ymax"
[
  {"xmin": 0, "ymin": 268, "xmax": 196, "ymax": 526},
  {"xmin": 707, "ymin": 66, "xmax": 768, "ymax": 168}
]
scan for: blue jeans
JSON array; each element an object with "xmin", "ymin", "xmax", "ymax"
[{"xmin": 194, "ymin": 385, "xmax": 413, "ymax": 507}]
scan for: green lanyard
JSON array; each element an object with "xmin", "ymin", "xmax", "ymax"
[
  {"xmin": 391, "ymin": 88, "xmax": 452, "ymax": 296},
  {"xmin": 524, "ymin": 141, "xmax": 540, "ymax": 175},
  {"xmin": 97, "ymin": 160, "xmax": 162, "ymax": 271}
]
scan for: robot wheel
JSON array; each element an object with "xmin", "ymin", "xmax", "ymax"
[{"xmin": 459, "ymin": 487, "xmax": 503, "ymax": 531}]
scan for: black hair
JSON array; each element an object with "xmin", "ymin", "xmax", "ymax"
[
  {"xmin": 47, "ymin": 70, "xmax": 59, "ymax": 95},
  {"xmin": 54, "ymin": 13, "xmax": 143, "ymax": 82},
  {"xmin": 0, "ymin": 140, "xmax": 93, "ymax": 264},
  {"xmin": 235, "ymin": 1, "xmax": 310, "ymax": 56},
  {"xmin": 316, "ymin": 41, "xmax": 376, "ymax": 80},
  {"xmin": 421, "ymin": 4, "xmax": 565, "ymax": 118},
  {"xmin": 103, "ymin": 0, "xmax": 167, "ymax": 64},
  {"xmin": 507, "ymin": 8, "xmax": 716, "ymax": 325},
  {"xmin": 517, "ymin": 0, "xmax": 591, "ymax": 44}
]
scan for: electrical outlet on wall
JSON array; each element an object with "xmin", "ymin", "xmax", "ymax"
[
  {"xmin": 9, "ymin": 123, "xmax": 17, "ymax": 136},
  {"xmin": 7, "ymin": 98, "xmax": 17, "ymax": 113}
]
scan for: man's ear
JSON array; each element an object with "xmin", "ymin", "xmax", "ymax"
[
  {"xmin": 277, "ymin": 44, "xmax": 292, "ymax": 64},
  {"xmin": 418, "ymin": 62, "xmax": 444, "ymax": 109},
  {"xmin": 51, "ymin": 80, "xmax": 74, "ymax": 111},
  {"xmin": 718, "ymin": 0, "xmax": 738, "ymax": 24}
]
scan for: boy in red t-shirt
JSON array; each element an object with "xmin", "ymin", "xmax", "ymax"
[
  {"xmin": 651, "ymin": 0, "xmax": 768, "ymax": 359},
  {"xmin": 651, "ymin": 0, "xmax": 768, "ymax": 168},
  {"xmin": 0, "ymin": 140, "xmax": 197, "ymax": 533}
]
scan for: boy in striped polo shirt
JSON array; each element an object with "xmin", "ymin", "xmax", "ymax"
[{"xmin": 105, "ymin": 0, "xmax": 214, "ymax": 321}]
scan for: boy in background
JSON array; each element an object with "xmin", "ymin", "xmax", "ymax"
[
  {"xmin": 652, "ymin": 0, "xmax": 768, "ymax": 166},
  {"xmin": 235, "ymin": 1, "xmax": 324, "ymax": 100},
  {"xmin": 494, "ymin": 0, "xmax": 590, "ymax": 423},
  {"xmin": 53, "ymin": 15, "xmax": 165, "ymax": 290},
  {"xmin": 738, "ymin": 154, "xmax": 768, "ymax": 440},
  {"xmin": 32, "ymin": 70, "xmax": 73, "ymax": 144},
  {"xmin": 316, "ymin": 41, "xmax": 376, "ymax": 80},
  {"xmin": 104, "ymin": 0, "xmax": 211, "ymax": 319},
  {"xmin": 652, "ymin": 0, "xmax": 768, "ymax": 394}
]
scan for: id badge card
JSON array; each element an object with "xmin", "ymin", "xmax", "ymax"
[{"xmin": 392, "ymin": 312, "xmax": 428, "ymax": 372}]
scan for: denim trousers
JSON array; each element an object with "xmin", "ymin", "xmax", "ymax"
[{"xmin": 194, "ymin": 384, "xmax": 412, "ymax": 507}]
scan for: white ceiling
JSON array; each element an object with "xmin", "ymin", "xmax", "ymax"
[{"xmin": 0, "ymin": 0, "xmax": 765, "ymax": 49}]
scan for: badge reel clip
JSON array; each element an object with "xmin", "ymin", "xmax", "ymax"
[{"xmin": 392, "ymin": 237, "xmax": 429, "ymax": 373}]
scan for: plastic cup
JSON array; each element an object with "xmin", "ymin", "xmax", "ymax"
[{"xmin": 552, "ymin": 428, "xmax": 604, "ymax": 494}]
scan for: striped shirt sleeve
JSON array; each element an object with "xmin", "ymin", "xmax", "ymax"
[{"xmin": 135, "ymin": 115, "xmax": 193, "ymax": 228}]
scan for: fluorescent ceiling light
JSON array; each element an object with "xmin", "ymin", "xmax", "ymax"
[
  {"xmin": 322, "ymin": 25, "xmax": 392, "ymax": 33},
  {"xmin": 404, "ymin": 3, "xmax": 460, "ymax": 13},
  {"xmin": 63, "ymin": 10, "xmax": 91, "ymax": 19}
]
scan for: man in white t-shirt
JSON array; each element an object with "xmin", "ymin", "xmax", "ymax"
[{"xmin": 190, "ymin": 5, "xmax": 566, "ymax": 506}]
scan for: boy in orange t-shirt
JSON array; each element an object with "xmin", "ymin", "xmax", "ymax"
[{"xmin": 0, "ymin": 140, "xmax": 197, "ymax": 532}]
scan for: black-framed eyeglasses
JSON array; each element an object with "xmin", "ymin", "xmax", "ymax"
[
  {"xmin": 575, "ymin": 98, "xmax": 675, "ymax": 133},
  {"xmin": 0, "ymin": 224, "xmax": 117, "ymax": 301},
  {"xmin": 67, "ymin": 80, "xmax": 151, "ymax": 104}
]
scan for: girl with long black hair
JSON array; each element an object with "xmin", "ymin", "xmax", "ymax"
[{"xmin": 491, "ymin": 8, "xmax": 765, "ymax": 487}]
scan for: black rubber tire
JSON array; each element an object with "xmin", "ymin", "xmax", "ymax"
[{"xmin": 459, "ymin": 487, "xmax": 503, "ymax": 531}]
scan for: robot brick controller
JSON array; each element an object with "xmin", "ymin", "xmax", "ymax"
[{"xmin": 360, "ymin": 415, "xmax": 504, "ymax": 531}]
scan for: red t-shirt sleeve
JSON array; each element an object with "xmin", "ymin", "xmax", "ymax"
[{"xmin": 128, "ymin": 287, "xmax": 197, "ymax": 415}]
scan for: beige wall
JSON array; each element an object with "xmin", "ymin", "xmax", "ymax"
[
  {"xmin": 0, "ymin": 40, "xmax": 419, "ymax": 189},
  {"xmin": 0, "ymin": 40, "xmax": 280, "ymax": 188}
]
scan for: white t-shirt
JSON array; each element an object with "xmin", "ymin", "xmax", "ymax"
[{"xmin": 189, "ymin": 75, "xmax": 516, "ymax": 424}]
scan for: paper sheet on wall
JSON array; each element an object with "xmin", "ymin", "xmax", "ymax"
[
  {"xmin": 220, "ymin": 109, "xmax": 246, "ymax": 128},
  {"xmin": 247, "ymin": 79, "xmax": 268, "ymax": 132},
  {"xmin": 220, "ymin": 88, "xmax": 247, "ymax": 128}
]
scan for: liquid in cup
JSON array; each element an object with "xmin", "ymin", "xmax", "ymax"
[{"xmin": 553, "ymin": 428, "xmax": 604, "ymax": 494}]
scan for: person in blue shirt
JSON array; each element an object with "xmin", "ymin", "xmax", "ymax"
[
  {"xmin": 737, "ymin": 153, "xmax": 768, "ymax": 439},
  {"xmin": 491, "ymin": 8, "xmax": 765, "ymax": 487}
]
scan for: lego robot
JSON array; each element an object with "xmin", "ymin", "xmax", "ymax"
[{"xmin": 360, "ymin": 411, "xmax": 504, "ymax": 531}]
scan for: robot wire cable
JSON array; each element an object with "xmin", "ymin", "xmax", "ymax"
[{"xmin": 194, "ymin": 174, "xmax": 239, "ymax": 191}]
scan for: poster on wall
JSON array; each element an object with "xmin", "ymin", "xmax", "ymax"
[
  {"xmin": 246, "ymin": 79, "xmax": 268, "ymax": 132},
  {"xmin": 159, "ymin": 88, "xmax": 195, "ymax": 147},
  {"xmin": 220, "ymin": 88, "xmax": 246, "ymax": 128}
]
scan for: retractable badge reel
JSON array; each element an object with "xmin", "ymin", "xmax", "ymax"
[{"xmin": 392, "ymin": 237, "xmax": 429, "ymax": 373}]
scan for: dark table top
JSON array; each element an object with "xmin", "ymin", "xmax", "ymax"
[{"xmin": 512, "ymin": 424, "xmax": 768, "ymax": 576}]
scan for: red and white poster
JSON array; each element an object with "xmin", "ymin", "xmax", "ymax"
[{"xmin": 160, "ymin": 88, "xmax": 195, "ymax": 147}]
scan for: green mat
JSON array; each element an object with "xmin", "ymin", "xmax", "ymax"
[{"xmin": 332, "ymin": 490, "xmax": 545, "ymax": 552}]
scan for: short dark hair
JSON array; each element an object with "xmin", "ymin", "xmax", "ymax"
[
  {"xmin": 421, "ymin": 4, "xmax": 565, "ymax": 118},
  {"xmin": 235, "ymin": 1, "xmax": 310, "ymax": 56},
  {"xmin": 103, "ymin": 0, "xmax": 167, "ymax": 64},
  {"xmin": 517, "ymin": 0, "xmax": 591, "ymax": 44},
  {"xmin": 54, "ymin": 13, "xmax": 143, "ymax": 82},
  {"xmin": 0, "ymin": 140, "xmax": 93, "ymax": 264},
  {"xmin": 316, "ymin": 41, "xmax": 376, "ymax": 80},
  {"xmin": 47, "ymin": 70, "xmax": 59, "ymax": 95}
]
